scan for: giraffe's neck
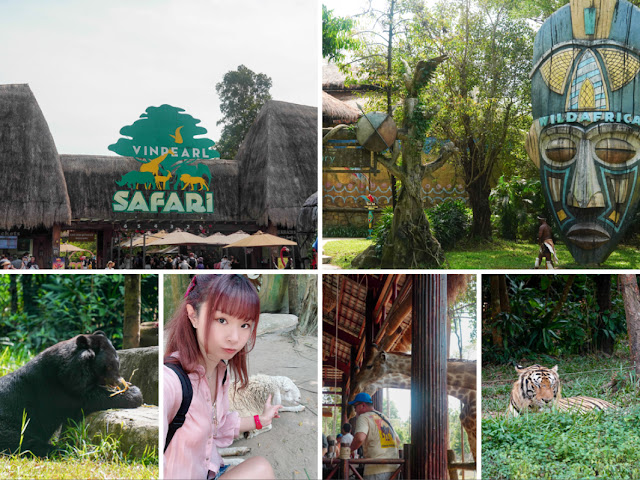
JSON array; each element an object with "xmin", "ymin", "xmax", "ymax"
[{"xmin": 365, "ymin": 372, "xmax": 474, "ymax": 406}]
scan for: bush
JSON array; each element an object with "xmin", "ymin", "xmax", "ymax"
[
  {"xmin": 323, "ymin": 225, "xmax": 370, "ymax": 238},
  {"xmin": 490, "ymin": 176, "xmax": 549, "ymax": 241},
  {"xmin": 426, "ymin": 199, "xmax": 471, "ymax": 249}
]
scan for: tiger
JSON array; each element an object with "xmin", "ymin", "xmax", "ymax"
[{"xmin": 508, "ymin": 364, "xmax": 615, "ymax": 416}]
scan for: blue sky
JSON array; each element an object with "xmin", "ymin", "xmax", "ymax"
[{"xmin": 0, "ymin": 0, "xmax": 318, "ymax": 155}]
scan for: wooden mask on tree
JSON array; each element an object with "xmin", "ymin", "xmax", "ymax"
[{"xmin": 526, "ymin": 0, "xmax": 640, "ymax": 264}]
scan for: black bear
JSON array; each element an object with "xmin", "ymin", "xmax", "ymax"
[{"xmin": 0, "ymin": 331, "xmax": 143, "ymax": 456}]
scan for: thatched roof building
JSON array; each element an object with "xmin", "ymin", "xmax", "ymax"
[
  {"xmin": 60, "ymin": 155, "xmax": 240, "ymax": 224},
  {"xmin": 0, "ymin": 84, "xmax": 71, "ymax": 230},
  {"xmin": 322, "ymin": 91, "xmax": 360, "ymax": 127},
  {"xmin": 237, "ymin": 100, "xmax": 317, "ymax": 229}
]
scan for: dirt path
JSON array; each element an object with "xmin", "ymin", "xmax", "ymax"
[{"xmin": 228, "ymin": 326, "xmax": 318, "ymax": 480}]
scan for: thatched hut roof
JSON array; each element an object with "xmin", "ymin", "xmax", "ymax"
[
  {"xmin": 60, "ymin": 155, "xmax": 240, "ymax": 222},
  {"xmin": 322, "ymin": 91, "xmax": 360, "ymax": 127},
  {"xmin": 236, "ymin": 100, "xmax": 317, "ymax": 229},
  {"xmin": 0, "ymin": 84, "xmax": 72, "ymax": 230}
]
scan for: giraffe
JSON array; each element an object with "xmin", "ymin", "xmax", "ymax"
[
  {"xmin": 140, "ymin": 152, "xmax": 172, "ymax": 176},
  {"xmin": 350, "ymin": 349, "xmax": 477, "ymax": 461}
]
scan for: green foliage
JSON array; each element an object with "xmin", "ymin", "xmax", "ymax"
[
  {"xmin": 215, "ymin": 65, "xmax": 272, "ymax": 159},
  {"xmin": 490, "ymin": 175, "xmax": 548, "ymax": 241},
  {"xmin": 322, "ymin": 225, "xmax": 369, "ymax": 238},
  {"xmin": 323, "ymin": 5, "xmax": 360, "ymax": 62},
  {"xmin": 323, "ymin": 238, "xmax": 374, "ymax": 269},
  {"xmin": 426, "ymin": 199, "xmax": 471, "ymax": 248},
  {"xmin": 52, "ymin": 416, "xmax": 158, "ymax": 466},
  {"xmin": 0, "ymin": 275, "xmax": 158, "ymax": 352},
  {"xmin": 371, "ymin": 206, "xmax": 395, "ymax": 257},
  {"xmin": 482, "ymin": 275, "xmax": 628, "ymax": 363},
  {"xmin": 483, "ymin": 408, "xmax": 640, "ymax": 479}
]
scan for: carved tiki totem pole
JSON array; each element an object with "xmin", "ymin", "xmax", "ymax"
[{"xmin": 527, "ymin": 0, "xmax": 640, "ymax": 264}]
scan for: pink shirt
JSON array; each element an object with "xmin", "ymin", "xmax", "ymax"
[{"xmin": 164, "ymin": 357, "xmax": 240, "ymax": 480}]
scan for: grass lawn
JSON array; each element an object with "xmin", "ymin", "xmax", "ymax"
[
  {"xmin": 322, "ymin": 237, "xmax": 640, "ymax": 269},
  {"xmin": 482, "ymin": 354, "xmax": 640, "ymax": 479},
  {"xmin": 0, "ymin": 457, "xmax": 159, "ymax": 479}
]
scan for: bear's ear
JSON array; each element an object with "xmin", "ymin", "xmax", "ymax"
[
  {"xmin": 93, "ymin": 330, "xmax": 106, "ymax": 337},
  {"xmin": 76, "ymin": 335, "xmax": 91, "ymax": 350}
]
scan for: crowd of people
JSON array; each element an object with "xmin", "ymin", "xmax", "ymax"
[
  {"xmin": 114, "ymin": 252, "xmax": 240, "ymax": 270},
  {"xmin": 0, "ymin": 253, "xmax": 39, "ymax": 269}
]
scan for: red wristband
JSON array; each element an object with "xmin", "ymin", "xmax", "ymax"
[{"xmin": 254, "ymin": 415, "xmax": 263, "ymax": 430}]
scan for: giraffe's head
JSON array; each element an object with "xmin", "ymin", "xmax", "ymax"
[{"xmin": 347, "ymin": 346, "xmax": 393, "ymax": 418}]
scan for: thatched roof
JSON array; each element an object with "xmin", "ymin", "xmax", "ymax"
[
  {"xmin": 60, "ymin": 155, "xmax": 240, "ymax": 222},
  {"xmin": 322, "ymin": 91, "xmax": 360, "ymax": 127},
  {"xmin": 322, "ymin": 62, "xmax": 378, "ymax": 93},
  {"xmin": 0, "ymin": 84, "xmax": 72, "ymax": 230},
  {"xmin": 236, "ymin": 100, "xmax": 317, "ymax": 229}
]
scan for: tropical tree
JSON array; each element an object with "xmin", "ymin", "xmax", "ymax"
[
  {"xmin": 415, "ymin": 0, "xmax": 535, "ymax": 238},
  {"xmin": 323, "ymin": 5, "xmax": 360, "ymax": 62},
  {"xmin": 215, "ymin": 65, "xmax": 272, "ymax": 159}
]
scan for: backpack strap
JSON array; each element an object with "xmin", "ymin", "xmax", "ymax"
[{"xmin": 164, "ymin": 362, "xmax": 193, "ymax": 452}]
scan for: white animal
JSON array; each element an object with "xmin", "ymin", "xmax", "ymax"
[{"xmin": 229, "ymin": 374, "xmax": 305, "ymax": 439}]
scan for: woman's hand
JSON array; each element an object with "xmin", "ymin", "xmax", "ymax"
[{"xmin": 259, "ymin": 394, "xmax": 282, "ymax": 427}]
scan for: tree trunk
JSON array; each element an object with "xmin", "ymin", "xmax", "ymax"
[
  {"xmin": 466, "ymin": 171, "xmax": 492, "ymax": 239},
  {"xmin": 295, "ymin": 275, "xmax": 318, "ymax": 336},
  {"xmin": 381, "ymin": 98, "xmax": 444, "ymax": 268},
  {"xmin": 123, "ymin": 274, "xmax": 141, "ymax": 349},
  {"xmin": 619, "ymin": 274, "xmax": 640, "ymax": 378},
  {"xmin": 21, "ymin": 275, "xmax": 40, "ymax": 318},
  {"xmin": 595, "ymin": 275, "xmax": 614, "ymax": 354},
  {"xmin": 489, "ymin": 275, "xmax": 504, "ymax": 347},
  {"xmin": 9, "ymin": 276, "xmax": 17, "ymax": 314},
  {"xmin": 380, "ymin": 176, "xmax": 445, "ymax": 268}
]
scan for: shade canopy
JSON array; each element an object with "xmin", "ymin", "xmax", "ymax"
[
  {"xmin": 223, "ymin": 230, "xmax": 298, "ymax": 248},
  {"xmin": 205, "ymin": 233, "xmax": 230, "ymax": 246},
  {"xmin": 146, "ymin": 230, "xmax": 210, "ymax": 246},
  {"xmin": 60, "ymin": 243, "xmax": 91, "ymax": 253},
  {"xmin": 119, "ymin": 232, "xmax": 167, "ymax": 248},
  {"xmin": 223, "ymin": 230, "xmax": 251, "ymax": 244}
]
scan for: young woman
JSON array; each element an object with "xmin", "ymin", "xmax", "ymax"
[{"xmin": 164, "ymin": 275, "xmax": 281, "ymax": 479}]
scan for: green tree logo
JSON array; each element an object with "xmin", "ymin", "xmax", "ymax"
[{"xmin": 109, "ymin": 104, "xmax": 218, "ymax": 191}]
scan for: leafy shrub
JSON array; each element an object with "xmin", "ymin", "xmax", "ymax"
[
  {"xmin": 371, "ymin": 206, "xmax": 394, "ymax": 257},
  {"xmin": 0, "ymin": 275, "xmax": 158, "ymax": 352},
  {"xmin": 490, "ymin": 175, "xmax": 548, "ymax": 241},
  {"xmin": 323, "ymin": 225, "xmax": 370, "ymax": 238},
  {"xmin": 482, "ymin": 275, "xmax": 628, "ymax": 363},
  {"xmin": 483, "ymin": 407, "xmax": 640, "ymax": 479},
  {"xmin": 426, "ymin": 199, "xmax": 471, "ymax": 248}
]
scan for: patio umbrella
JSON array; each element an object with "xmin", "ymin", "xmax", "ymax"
[
  {"xmin": 223, "ymin": 231, "xmax": 298, "ymax": 269},
  {"xmin": 223, "ymin": 230, "xmax": 297, "ymax": 248},
  {"xmin": 205, "ymin": 233, "xmax": 230, "ymax": 246},
  {"xmin": 146, "ymin": 230, "xmax": 210, "ymax": 246},
  {"xmin": 60, "ymin": 243, "xmax": 92, "ymax": 254},
  {"xmin": 223, "ymin": 230, "xmax": 251, "ymax": 244}
]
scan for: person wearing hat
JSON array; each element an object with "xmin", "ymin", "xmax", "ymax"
[
  {"xmin": 0, "ymin": 258, "xmax": 13, "ymax": 269},
  {"xmin": 348, "ymin": 392, "xmax": 400, "ymax": 480},
  {"xmin": 535, "ymin": 216, "xmax": 559, "ymax": 269}
]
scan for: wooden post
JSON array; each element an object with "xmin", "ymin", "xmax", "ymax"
[{"xmin": 411, "ymin": 274, "xmax": 448, "ymax": 479}]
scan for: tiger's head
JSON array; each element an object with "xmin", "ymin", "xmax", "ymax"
[{"xmin": 508, "ymin": 364, "xmax": 561, "ymax": 415}]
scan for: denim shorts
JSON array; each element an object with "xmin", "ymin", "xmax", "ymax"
[{"xmin": 213, "ymin": 464, "xmax": 229, "ymax": 480}]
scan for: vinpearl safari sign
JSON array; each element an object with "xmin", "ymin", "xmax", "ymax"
[{"xmin": 108, "ymin": 104, "xmax": 218, "ymax": 214}]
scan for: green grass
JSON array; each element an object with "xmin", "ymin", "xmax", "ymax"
[
  {"xmin": 0, "ymin": 457, "xmax": 158, "ymax": 479},
  {"xmin": 482, "ymin": 354, "xmax": 640, "ymax": 479},
  {"xmin": 321, "ymin": 237, "xmax": 640, "ymax": 269},
  {"xmin": 323, "ymin": 238, "xmax": 373, "ymax": 269}
]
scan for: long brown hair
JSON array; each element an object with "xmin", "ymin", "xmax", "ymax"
[{"xmin": 164, "ymin": 274, "xmax": 260, "ymax": 388}]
